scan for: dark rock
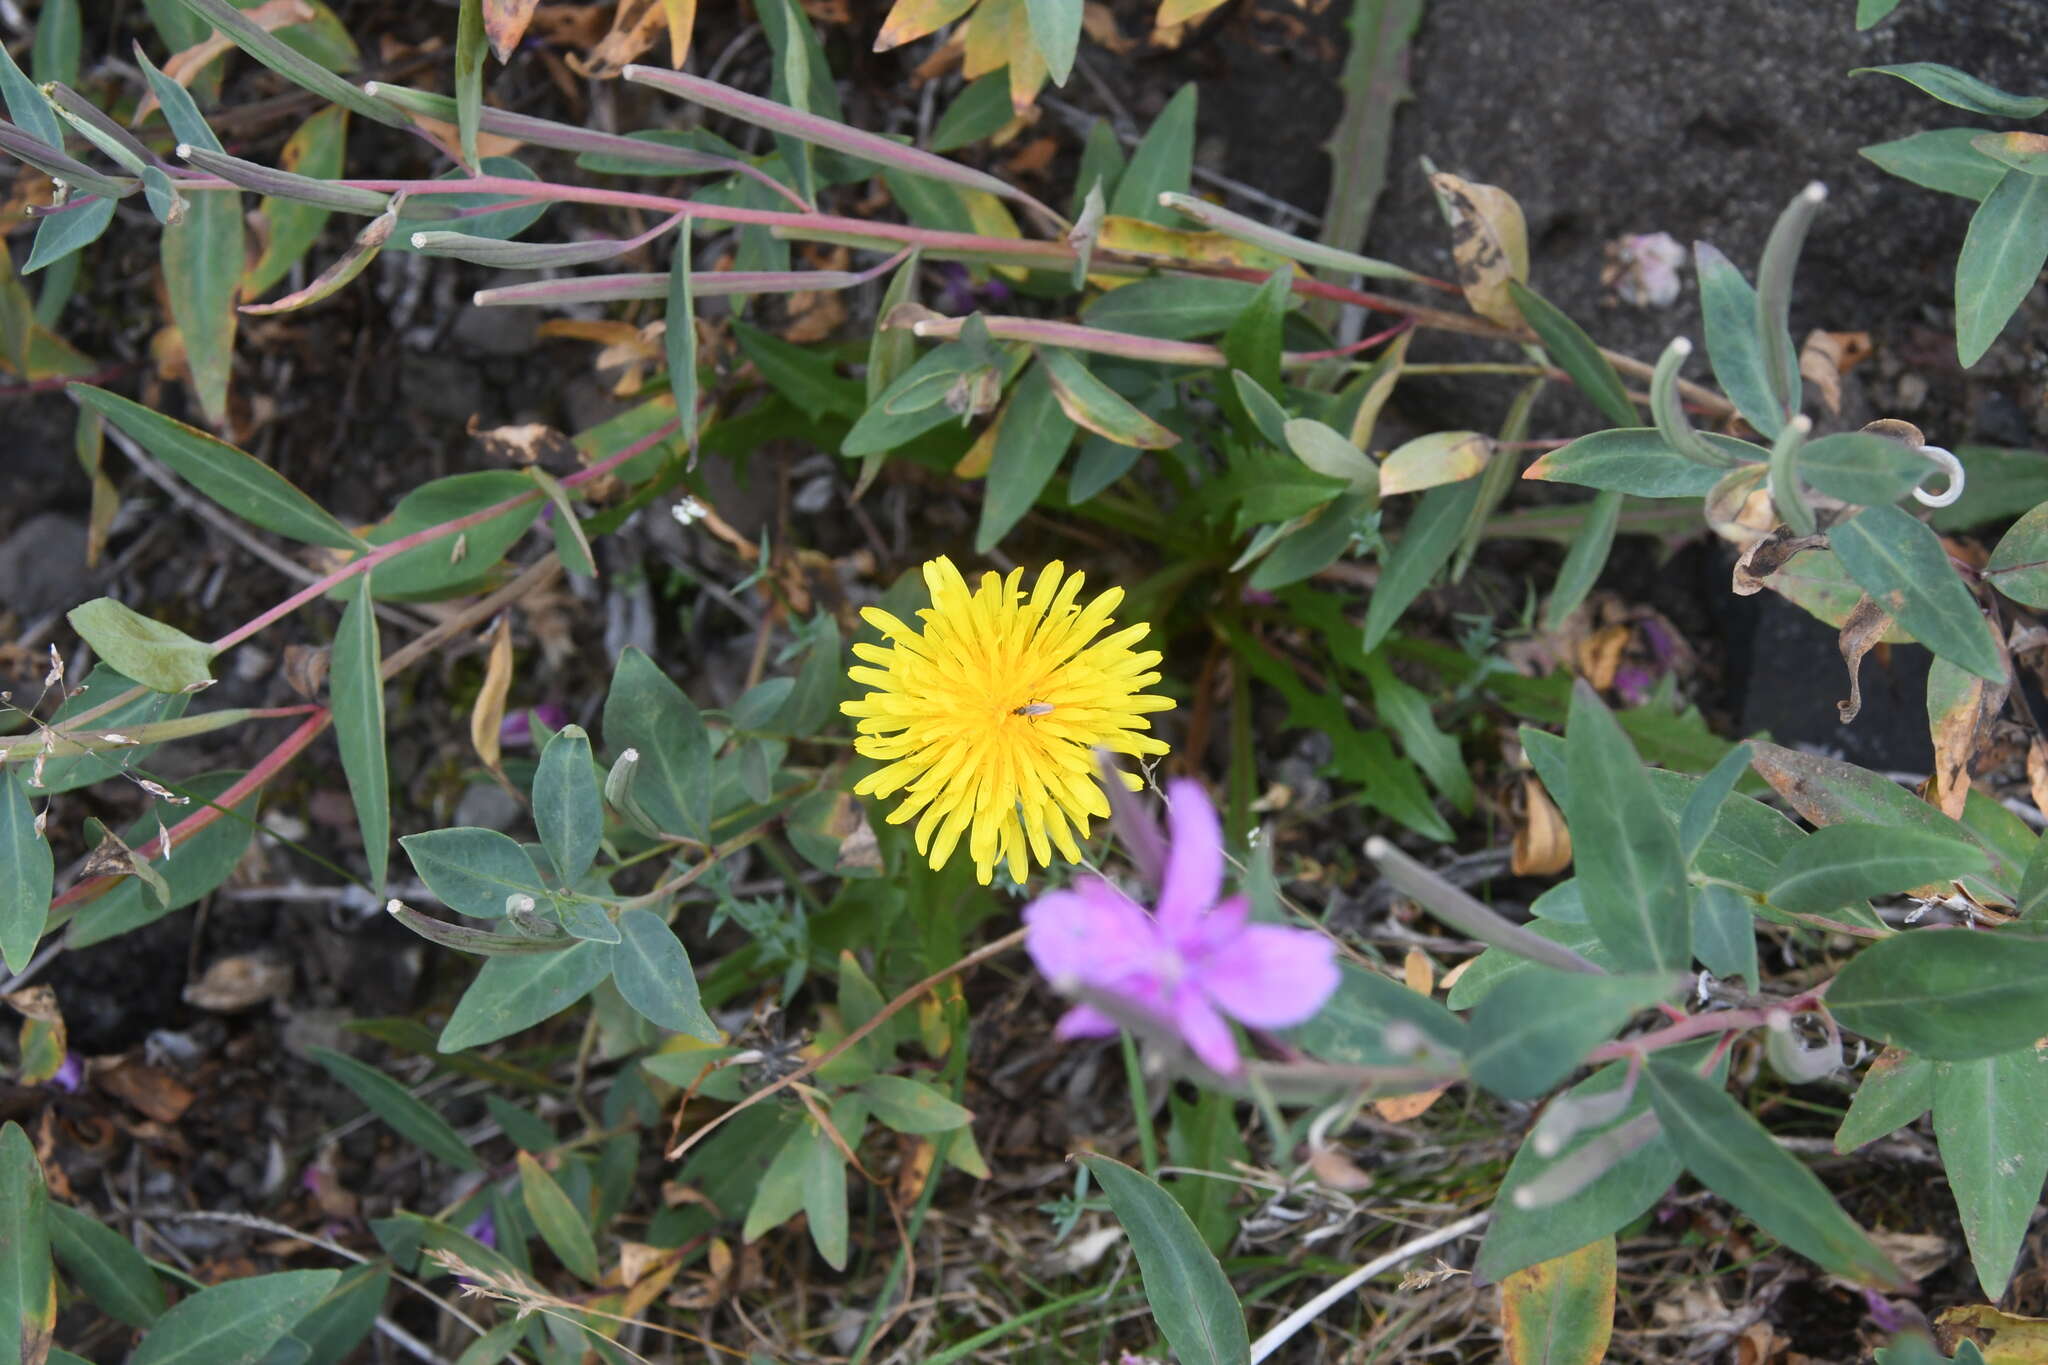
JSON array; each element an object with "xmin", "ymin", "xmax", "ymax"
[{"xmin": 0, "ymin": 512, "xmax": 91, "ymax": 619}]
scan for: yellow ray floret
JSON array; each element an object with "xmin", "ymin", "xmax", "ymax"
[{"xmin": 841, "ymin": 557, "xmax": 1174, "ymax": 886}]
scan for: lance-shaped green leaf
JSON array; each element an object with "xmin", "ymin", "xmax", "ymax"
[
  {"xmin": 1542, "ymin": 490, "xmax": 1621, "ymax": 632},
  {"xmin": 1641, "ymin": 1058, "xmax": 1906, "ymax": 1288},
  {"xmin": 1524, "ymin": 428, "xmax": 1759, "ymax": 497},
  {"xmin": 1038, "ymin": 346, "xmax": 1177, "ymax": 449},
  {"xmin": 1987, "ymin": 502, "xmax": 2048, "ymax": 609},
  {"xmin": 71, "ymin": 385, "xmax": 363, "ymax": 548},
  {"xmin": 127, "ymin": 1268, "xmax": 340, "ymax": 1365},
  {"xmin": 1078, "ymin": 1153, "xmax": 1249, "ymax": 1365},
  {"xmin": 1954, "ymin": 168, "xmax": 2048, "ymax": 367},
  {"xmin": 1852, "ymin": 62, "xmax": 2048, "ymax": 118},
  {"xmin": 861, "ymin": 1075, "xmax": 972, "ymax": 1133},
  {"xmin": 162, "ymin": 177, "xmax": 242, "ymax": 425},
  {"xmin": 176, "ymin": 0, "xmax": 409, "ymax": 127},
  {"xmin": 333, "ymin": 575, "xmax": 389, "ymax": 891},
  {"xmin": 1828, "ymin": 927, "xmax": 2048, "ymax": 1060},
  {"xmin": 602, "ymin": 648, "xmax": 711, "ymax": 843},
  {"xmin": 439, "ymin": 941, "xmax": 611, "ymax": 1051},
  {"xmin": 610, "ymin": 909, "xmax": 717, "ymax": 1039},
  {"xmin": 1362, "ymin": 478, "xmax": 1481, "ymax": 651},
  {"xmin": 65, "ymin": 598, "xmax": 213, "ymax": 693},
  {"xmin": 1565, "ymin": 681, "xmax": 1691, "ymax": 973},
  {"xmin": 1933, "ymin": 1047, "xmax": 2048, "ymax": 1300},
  {"xmin": 24, "ymin": 194, "xmax": 115, "ymax": 275},
  {"xmin": 1862, "ymin": 129, "xmax": 2008, "ymax": 202},
  {"xmin": 1693, "ymin": 241, "xmax": 1785, "ymax": 438},
  {"xmin": 533, "ymin": 725, "xmax": 601, "ymax": 886},
  {"xmin": 241, "ymin": 199, "xmax": 398, "ymax": 315},
  {"xmin": 46, "ymin": 1201, "xmax": 164, "ymax": 1329},
  {"xmin": 517, "ymin": 1151, "xmax": 599, "ymax": 1283},
  {"xmin": 310, "ymin": 1046, "xmax": 481, "ymax": 1172},
  {"xmin": 178, "ymin": 145, "xmax": 391, "ymax": 215},
  {"xmin": 1508, "ymin": 279, "xmax": 1635, "ymax": 426},
  {"xmin": 455, "ymin": 0, "xmax": 484, "ymax": 167},
  {"xmin": 135, "ymin": 44, "xmax": 222, "ymax": 154},
  {"xmin": 1797, "ymin": 431, "xmax": 1939, "ymax": 507},
  {"xmin": 1831, "ymin": 503, "xmax": 2007, "ymax": 681},
  {"xmin": 977, "ymin": 359, "xmax": 1077, "ymax": 551},
  {"xmin": 1466, "ymin": 969, "xmax": 1673, "ymax": 1100},
  {"xmin": 1767, "ymin": 824, "xmax": 1988, "ymax": 913},
  {"xmin": 854, "ymin": 249, "xmax": 922, "ymax": 499},
  {"xmin": 0, "ymin": 1122, "xmax": 55, "ymax": 1365},
  {"xmin": 1836, "ymin": 1048, "xmax": 1934, "ymax": 1153},
  {"xmin": 399, "ymin": 827, "xmax": 546, "ymax": 919},
  {"xmin": 1974, "ymin": 131, "xmax": 2048, "ymax": 176},
  {"xmin": 1109, "ymin": 84, "xmax": 1195, "ymax": 227},
  {"xmin": 1678, "ymin": 742, "xmax": 1754, "ymax": 867},
  {"xmin": 1023, "ymin": 0, "xmax": 1082, "ymax": 85},
  {"xmin": 0, "ymin": 766, "xmax": 51, "ymax": 979},
  {"xmin": 0, "ymin": 35, "xmax": 60, "ymax": 149}
]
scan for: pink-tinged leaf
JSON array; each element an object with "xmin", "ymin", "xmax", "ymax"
[
  {"xmin": 482, "ymin": 0, "xmax": 542, "ymax": 62},
  {"xmin": 163, "ymin": 186, "xmax": 243, "ymax": 424},
  {"xmin": 907, "ymin": 312, "xmax": 1222, "ymax": 366},
  {"xmin": 242, "ymin": 202, "xmax": 396, "ymax": 316},
  {"xmin": 472, "ymin": 254, "xmax": 904, "ymax": 307},
  {"xmin": 1037, "ymin": 346, "xmax": 1179, "ymax": 448},
  {"xmin": 622, "ymin": 64, "xmax": 1050, "ymax": 218}
]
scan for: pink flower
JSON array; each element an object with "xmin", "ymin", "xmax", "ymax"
[{"xmin": 1022, "ymin": 778, "xmax": 1339, "ymax": 1076}]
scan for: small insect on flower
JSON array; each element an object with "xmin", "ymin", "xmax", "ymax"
[{"xmin": 1012, "ymin": 700, "xmax": 1056, "ymax": 718}]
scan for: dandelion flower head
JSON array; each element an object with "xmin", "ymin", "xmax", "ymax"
[{"xmin": 842, "ymin": 557, "xmax": 1173, "ymax": 885}]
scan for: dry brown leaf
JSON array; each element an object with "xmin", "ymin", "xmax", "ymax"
[
  {"xmin": 95, "ymin": 1057, "xmax": 197, "ymax": 1123},
  {"xmin": 1373, "ymin": 1086, "xmax": 1446, "ymax": 1122},
  {"xmin": 1707, "ymin": 465, "xmax": 1774, "ymax": 545},
  {"xmin": 0, "ymin": 168, "xmax": 53, "ymax": 233},
  {"xmin": 1080, "ymin": 2, "xmax": 1141, "ymax": 53},
  {"xmin": 1438, "ymin": 956, "xmax": 1476, "ymax": 994},
  {"xmin": 1306, "ymin": 1144, "xmax": 1374, "ymax": 1191},
  {"xmin": 1835, "ymin": 595, "xmax": 1894, "ymax": 725},
  {"xmin": 144, "ymin": 0, "xmax": 314, "ymax": 123},
  {"xmin": 781, "ymin": 289, "xmax": 847, "ymax": 344},
  {"xmin": 1427, "ymin": 170, "xmax": 1528, "ymax": 327},
  {"xmin": 1401, "ymin": 947, "xmax": 1434, "ymax": 996},
  {"xmin": 1156, "ymin": 0, "xmax": 1229, "ymax": 24},
  {"xmin": 469, "ymin": 417, "xmax": 579, "ymax": 469},
  {"xmin": 1512, "ymin": 775, "xmax": 1572, "ymax": 876},
  {"xmin": 566, "ymin": 0, "xmax": 676, "ymax": 78},
  {"xmin": 282, "ymin": 643, "xmax": 330, "ymax": 700},
  {"xmin": 1732, "ymin": 528, "xmax": 1828, "ymax": 596},
  {"xmin": 1797, "ymin": 330, "xmax": 1872, "ymax": 417},
  {"xmin": 528, "ymin": 4, "xmax": 613, "ymax": 46},
  {"xmin": 400, "ymin": 114, "xmax": 524, "ymax": 164},
  {"xmin": 470, "ymin": 614, "xmax": 515, "ymax": 773},
  {"xmin": 1575, "ymin": 623, "xmax": 1629, "ymax": 691},
  {"xmin": 184, "ymin": 954, "xmax": 292, "ymax": 1011},
  {"xmin": 483, "ymin": 0, "xmax": 543, "ymax": 59}
]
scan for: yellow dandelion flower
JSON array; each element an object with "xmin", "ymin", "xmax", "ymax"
[{"xmin": 841, "ymin": 557, "xmax": 1174, "ymax": 886}]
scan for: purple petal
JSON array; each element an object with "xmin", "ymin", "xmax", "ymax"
[
  {"xmin": 1173, "ymin": 893, "xmax": 1250, "ymax": 960},
  {"xmin": 1054, "ymin": 1004, "xmax": 1121, "ymax": 1039},
  {"xmin": 1173, "ymin": 987, "xmax": 1241, "ymax": 1075},
  {"xmin": 1024, "ymin": 880, "xmax": 1160, "ymax": 988},
  {"xmin": 1195, "ymin": 925, "xmax": 1340, "ymax": 1029},
  {"xmin": 1155, "ymin": 779, "xmax": 1223, "ymax": 935}
]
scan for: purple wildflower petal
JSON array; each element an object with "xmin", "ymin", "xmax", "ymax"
[
  {"xmin": 464, "ymin": 1210, "xmax": 497, "ymax": 1249},
  {"xmin": 1155, "ymin": 780, "xmax": 1223, "ymax": 935},
  {"xmin": 1862, "ymin": 1289, "xmax": 1902, "ymax": 1333},
  {"xmin": 1196, "ymin": 925, "xmax": 1340, "ymax": 1029},
  {"xmin": 1054, "ymin": 1004, "xmax": 1121, "ymax": 1039},
  {"xmin": 1023, "ymin": 880, "xmax": 1159, "ymax": 987},
  {"xmin": 50, "ymin": 1052, "xmax": 83, "ymax": 1093},
  {"xmin": 1173, "ymin": 892, "xmax": 1249, "ymax": 960},
  {"xmin": 1172, "ymin": 986, "xmax": 1241, "ymax": 1075}
]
